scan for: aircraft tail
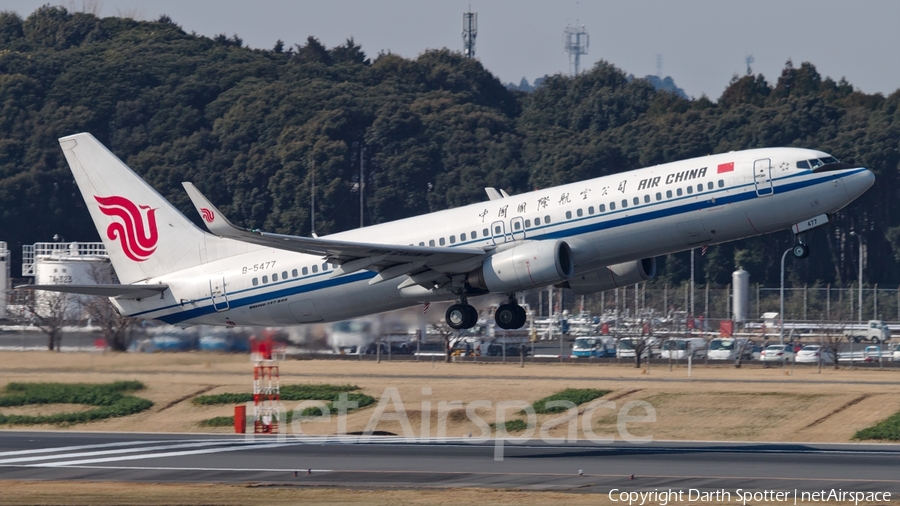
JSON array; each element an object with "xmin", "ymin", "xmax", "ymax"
[{"xmin": 59, "ymin": 133, "xmax": 214, "ymax": 284}]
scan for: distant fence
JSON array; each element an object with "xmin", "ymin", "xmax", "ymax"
[{"xmin": 532, "ymin": 284, "xmax": 900, "ymax": 324}]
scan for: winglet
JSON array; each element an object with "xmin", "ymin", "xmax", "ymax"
[{"xmin": 181, "ymin": 182, "xmax": 244, "ymax": 236}]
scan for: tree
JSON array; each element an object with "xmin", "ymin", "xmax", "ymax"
[
  {"xmin": 82, "ymin": 263, "xmax": 138, "ymax": 351},
  {"xmin": 17, "ymin": 288, "xmax": 74, "ymax": 351}
]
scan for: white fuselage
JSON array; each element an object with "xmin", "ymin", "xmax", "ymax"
[{"xmin": 113, "ymin": 147, "xmax": 873, "ymax": 326}]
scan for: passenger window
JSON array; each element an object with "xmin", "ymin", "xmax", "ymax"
[
  {"xmin": 707, "ymin": 182, "xmax": 713, "ymax": 190},
  {"xmin": 576, "ymin": 208, "xmax": 583, "ymax": 217},
  {"xmin": 429, "ymin": 239, "xmax": 435, "ymax": 247},
  {"xmin": 666, "ymin": 190, "xmax": 673, "ymax": 198},
  {"xmin": 252, "ymin": 278, "xmax": 258, "ymax": 286},
  {"xmin": 262, "ymin": 275, "xmax": 268, "ymax": 283},
  {"xmin": 588, "ymin": 206, "xmax": 594, "ymax": 214},
  {"xmin": 687, "ymin": 186, "xmax": 693, "ymax": 194},
  {"xmin": 514, "ymin": 221, "xmax": 521, "ymax": 230},
  {"xmin": 312, "ymin": 265, "xmax": 318, "ymax": 273},
  {"xmin": 621, "ymin": 199, "xmax": 628, "ymax": 208},
  {"xmin": 633, "ymin": 197, "xmax": 639, "ymax": 205},
  {"xmin": 322, "ymin": 263, "xmax": 328, "ymax": 271},
  {"xmin": 450, "ymin": 235, "xmax": 456, "ymax": 244},
  {"xmin": 677, "ymin": 188, "xmax": 683, "ymax": 196},
  {"xmin": 483, "ymin": 228, "xmax": 489, "ymax": 236},
  {"xmin": 494, "ymin": 225, "xmax": 501, "ymax": 234},
  {"xmin": 718, "ymin": 180, "xmax": 724, "ymax": 188},
  {"xmin": 525, "ymin": 219, "xmax": 531, "ymax": 227},
  {"xmin": 302, "ymin": 267, "xmax": 309, "ymax": 275},
  {"xmin": 461, "ymin": 233, "xmax": 467, "ymax": 241},
  {"xmin": 292, "ymin": 269, "xmax": 298, "ymax": 277},
  {"xmin": 697, "ymin": 184, "xmax": 703, "ymax": 192},
  {"xmin": 565, "ymin": 211, "xmax": 572, "ymax": 219},
  {"xmin": 282, "ymin": 271, "xmax": 288, "ymax": 279},
  {"xmin": 419, "ymin": 242, "xmax": 425, "ymax": 246},
  {"xmin": 656, "ymin": 192, "xmax": 662, "ymax": 201},
  {"xmin": 439, "ymin": 237, "xmax": 445, "ymax": 246},
  {"xmin": 610, "ymin": 202, "xmax": 616, "ymax": 210},
  {"xmin": 599, "ymin": 204, "xmax": 605, "ymax": 212},
  {"xmin": 544, "ymin": 215, "xmax": 551, "ymax": 223},
  {"xmin": 534, "ymin": 217, "xmax": 541, "ymax": 225},
  {"xmin": 272, "ymin": 273, "xmax": 278, "ymax": 281},
  {"xmin": 643, "ymin": 195, "xmax": 650, "ymax": 203},
  {"xmin": 471, "ymin": 230, "xmax": 477, "ymax": 238}
]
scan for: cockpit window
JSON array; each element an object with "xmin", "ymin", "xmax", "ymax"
[
  {"xmin": 809, "ymin": 159, "xmax": 825, "ymax": 169},
  {"xmin": 820, "ymin": 156, "xmax": 839, "ymax": 164},
  {"xmin": 797, "ymin": 160, "xmax": 810, "ymax": 169}
]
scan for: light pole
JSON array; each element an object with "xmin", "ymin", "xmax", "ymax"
[
  {"xmin": 779, "ymin": 247, "xmax": 792, "ymax": 346},
  {"xmin": 849, "ymin": 230, "xmax": 863, "ymax": 324}
]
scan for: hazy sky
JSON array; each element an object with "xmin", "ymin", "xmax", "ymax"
[{"xmin": 7, "ymin": 0, "xmax": 900, "ymax": 99}]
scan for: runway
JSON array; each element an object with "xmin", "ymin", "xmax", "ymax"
[{"xmin": 0, "ymin": 431, "xmax": 898, "ymax": 493}]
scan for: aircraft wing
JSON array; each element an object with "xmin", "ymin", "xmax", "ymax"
[
  {"xmin": 16, "ymin": 284, "xmax": 168, "ymax": 300},
  {"xmin": 182, "ymin": 183, "xmax": 487, "ymax": 285}
]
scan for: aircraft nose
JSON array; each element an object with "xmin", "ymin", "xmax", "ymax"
[{"xmin": 844, "ymin": 168, "xmax": 875, "ymax": 200}]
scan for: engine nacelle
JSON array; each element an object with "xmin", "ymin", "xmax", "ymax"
[
  {"xmin": 468, "ymin": 240, "xmax": 574, "ymax": 293},
  {"xmin": 562, "ymin": 258, "xmax": 657, "ymax": 295}
]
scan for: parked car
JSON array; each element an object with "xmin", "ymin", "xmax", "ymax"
[
  {"xmin": 795, "ymin": 345, "xmax": 834, "ymax": 364},
  {"xmin": 760, "ymin": 344, "xmax": 795, "ymax": 362}
]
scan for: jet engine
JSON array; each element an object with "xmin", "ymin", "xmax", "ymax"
[
  {"xmin": 467, "ymin": 240, "xmax": 574, "ymax": 293},
  {"xmin": 561, "ymin": 258, "xmax": 657, "ymax": 295}
]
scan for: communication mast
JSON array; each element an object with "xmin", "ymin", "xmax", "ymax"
[
  {"xmin": 462, "ymin": 9, "xmax": 477, "ymax": 58},
  {"xmin": 250, "ymin": 333, "xmax": 284, "ymax": 434},
  {"xmin": 564, "ymin": 23, "xmax": 589, "ymax": 76}
]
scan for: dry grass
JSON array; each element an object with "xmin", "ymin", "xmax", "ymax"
[
  {"xmin": 2, "ymin": 353, "xmax": 900, "ymax": 504},
  {"xmin": 1, "ymin": 351, "xmax": 899, "ymax": 441}
]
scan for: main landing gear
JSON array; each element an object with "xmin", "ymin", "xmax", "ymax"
[
  {"xmin": 495, "ymin": 296, "xmax": 527, "ymax": 330},
  {"xmin": 445, "ymin": 295, "xmax": 528, "ymax": 330},
  {"xmin": 446, "ymin": 300, "xmax": 479, "ymax": 330}
]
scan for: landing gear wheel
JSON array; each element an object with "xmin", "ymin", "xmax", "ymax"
[
  {"xmin": 446, "ymin": 304, "xmax": 478, "ymax": 330},
  {"xmin": 514, "ymin": 304, "xmax": 527, "ymax": 328},
  {"xmin": 446, "ymin": 304, "xmax": 467, "ymax": 330},
  {"xmin": 495, "ymin": 304, "xmax": 527, "ymax": 330},
  {"xmin": 466, "ymin": 305, "xmax": 479, "ymax": 327},
  {"xmin": 792, "ymin": 243, "xmax": 810, "ymax": 259}
]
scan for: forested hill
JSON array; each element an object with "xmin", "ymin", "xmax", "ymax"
[{"xmin": 1, "ymin": 6, "xmax": 899, "ymax": 288}]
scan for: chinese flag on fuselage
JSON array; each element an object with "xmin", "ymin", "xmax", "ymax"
[{"xmin": 717, "ymin": 162, "xmax": 734, "ymax": 173}]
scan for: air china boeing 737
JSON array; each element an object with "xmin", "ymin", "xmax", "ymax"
[{"xmin": 27, "ymin": 133, "xmax": 873, "ymax": 331}]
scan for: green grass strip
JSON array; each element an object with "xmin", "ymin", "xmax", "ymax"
[
  {"xmin": 854, "ymin": 411, "xmax": 900, "ymax": 441},
  {"xmin": 490, "ymin": 419, "xmax": 532, "ymax": 433},
  {"xmin": 0, "ymin": 382, "xmax": 152, "ymax": 425},
  {"xmin": 192, "ymin": 384, "xmax": 361, "ymax": 405},
  {"xmin": 528, "ymin": 388, "xmax": 612, "ymax": 414}
]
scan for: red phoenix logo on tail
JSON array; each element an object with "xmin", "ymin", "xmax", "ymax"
[
  {"xmin": 94, "ymin": 195, "xmax": 159, "ymax": 262},
  {"xmin": 200, "ymin": 208, "xmax": 215, "ymax": 223}
]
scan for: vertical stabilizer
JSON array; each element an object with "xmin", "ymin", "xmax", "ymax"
[{"xmin": 59, "ymin": 133, "xmax": 208, "ymax": 284}]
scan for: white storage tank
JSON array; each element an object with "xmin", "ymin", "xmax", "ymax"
[
  {"xmin": 732, "ymin": 269, "xmax": 750, "ymax": 323},
  {"xmin": 23, "ymin": 242, "xmax": 110, "ymax": 319}
]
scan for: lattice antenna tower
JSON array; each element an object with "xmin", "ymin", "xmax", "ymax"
[
  {"xmin": 745, "ymin": 54, "xmax": 755, "ymax": 75},
  {"xmin": 462, "ymin": 8, "xmax": 477, "ymax": 58},
  {"xmin": 564, "ymin": 23, "xmax": 589, "ymax": 76}
]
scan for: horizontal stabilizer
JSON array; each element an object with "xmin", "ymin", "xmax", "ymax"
[{"xmin": 16, "ymin": 284, "xmax": 168, "ymax": 300}]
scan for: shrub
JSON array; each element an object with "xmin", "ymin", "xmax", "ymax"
[
  {"xmin": 855, "ymin": 412, "xmax": 900, "ymax": 441},
  {"xmin": 0, "ymin": 382, "xmax": 152, "ymax": 425},
  {"xmin": 528, "ymin": 388, "xmax": 611, "ymax": 414}
]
